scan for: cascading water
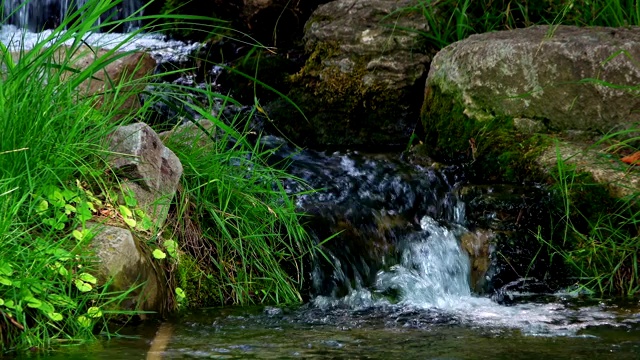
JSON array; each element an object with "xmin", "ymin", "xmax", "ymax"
[
  {"xmin": 257, "ymin": 142, "xmax": 639, "ymax": 337},
  {"xmin": 2, "ymin": 0, "xmax": 143, "ymax": 32}
]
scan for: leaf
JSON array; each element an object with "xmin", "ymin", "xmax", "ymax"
[
  {"xmin": 621, "ymin": 151, "xmax": 640, "ymax": 165},
  {"xmin": 175, "ymin": 287, "xmax": 186, "ymax": 301},
  {"xmin": 61, "ymin": 189, "xmax": 77, "ymax": 201},
  {"xmin": 0, "ymin": 298, "xmax": 4, "ymax": 306},
  {"xmin": 36, "ymin": 200, "xmax": 49, "ymax": 214},
  {"xmin": 138, "ymin": 216, "xmax": 154, "ymax": 231},
  {"xmin": 124, "ymin": 217, "xmax": 137, "ymax": 228},
  {"xmin": 49, "ymin": 190, "xmax": 65, "ymax": 208},
  {"xmin": 64, "ymin": 204, "xmax": 76, "ymax": 215},
  {"xmin": 25, "ymin": 296, "xmax": 42, "ymax": 309},
  {"xmin": 4, "ymin": 300, "xmax": 15, "ymax": 309},
  {"xmin": 87, "ymin": 306, "xmax": 102, "ymax": 318},
  {"xmin": 50, "ymin": 248, "xmax": 71, "ymax": 261},
  {"xmin": 76, "ymin": 202, "xmax": 93, "ymax": 222},
  {"xmin": 74, "ymin": 279, "xmax": 92, "ymax": 292},
  {"xmin": 125, "ymin": 193, "xmax": 137, "ymax": 207},
  {"xmin": 118, "ymin": 205, "xmax": 133, "ymax": 218},
  {"xmin": 152, "ymin": 249, "xmax": 166, "ymax": 260},
  {"xmin": 72, "ymin": 229, "xmax": 84, "ymax": 240},
  {"xmin": 78, "ymin": 273, "xmax": 97, "ymax": 284},
  {"xmin": 77, "ymin": 315, "xmax": 92, "ymax": 328},
  {"xmin": 0, "ymin": 262, "xmax": 13, "ymax": 276},
  {"xmin": 47, "ymin": 312, "xmax": 63, "ymax": 321},
  {"xmin": 164, "ymin": 240, "xmax": 177, "ymax": 258},
  {"xmin": 0, "ymin": 276, "xmax": 13, "ymax": 286},
  {"xmin": 48, "ymin": 294, "xmax": 77, "ymax": 309}
]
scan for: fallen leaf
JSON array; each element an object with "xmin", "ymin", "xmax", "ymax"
[{"xmin": 621, "ymin": 151, "xmax": 640, "ymax": 165}]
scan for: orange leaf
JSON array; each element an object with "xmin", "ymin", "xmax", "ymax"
[{"xmin": 621, "ymin": 151, "xmax": 640, "ymax": 165}]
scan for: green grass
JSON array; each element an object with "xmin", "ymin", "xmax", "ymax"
[
  {"xmin": 0, "ymin": 0, "xmax": 319, "ymax": 352},
  {"xmin": 0, "ymin": 0, "xmax": 150, "ymax": 351},
  {"xmin": 392, "ymin": 0, "xmax": 640, "ymax": 49},
  {"xmin": 537, "ymin": 140, "xmax": 640, "ymax": 296},
  {"xmin": 157, "ymin": 88, "xmax": 316, "ymax": 306}
]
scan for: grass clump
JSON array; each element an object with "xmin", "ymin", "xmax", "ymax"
[
  {"xmin": 0, "ymin": 0, "xmax": 153, "ymax": 351},
  {"xmin": 539, "ymin": 141, "xmax": 640, "ymax": 296},
  {"xmin": 394, "ymin": 0, "xmax": 640, "ymax": 49},
  {"xmin": 160, "ymin": 99, "xmax": 315, "ymax": 306}
]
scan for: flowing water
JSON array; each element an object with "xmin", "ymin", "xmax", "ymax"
[
  {"xmin": 2, "ymin": 25, "xmax": 640, "ymax": 359},
  {"xmin": 2, "ymin": 0, "xmax": 143, "ymax": 31}
]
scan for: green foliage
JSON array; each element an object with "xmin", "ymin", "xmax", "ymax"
[
  {"xmin": 394, "ymin": 0, "xmax": 640, "ymax": 49},
  {"xmin": 162, "ymin": 102, "xmax": 315, "ymax": 306},
  {"xmin": 0, "ymin": 0, "xmax": 171, "ymax": 352},
  {"xmin": 538, "ymin": 142, "xmax": 640, "ymax": 296}
]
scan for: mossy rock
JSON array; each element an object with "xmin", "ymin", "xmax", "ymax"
[
  {"xmin": 263, "ymin": 0, "xmax": 432, "ymax": 149},
  {"xmin": 421, "ymin": 85, "xmax": 547, "ymax": 183}
]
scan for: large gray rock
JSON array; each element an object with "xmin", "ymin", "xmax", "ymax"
[
  {"xmin": 107, "ymin": 122, "xmax": 183, "ymax": 225},
  {"xmin": 427, "ymin": 25, "xmax": 640, "ymax": 132},
  {"xmin": 88, "ymin": 223, "xmax": 168, "ymax": 315},
  {"xmin": 268, "ymin": 0, "xmax": 432, "ymax": 147}
]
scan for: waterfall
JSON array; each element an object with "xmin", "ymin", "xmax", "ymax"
[{"xmin": 1, "ymin": 0, "xmax": 143, "ymax": 32}]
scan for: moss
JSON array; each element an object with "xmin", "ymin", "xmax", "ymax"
[
  {"xmin": 269, "ymin": 41, "xmax": 422, "ymax": 147},
  {"xmin": 421, "ymin": 85, "xmax": 548, "ymax": 183},
  {"xmin": 177, "ymin": 253, "xmax": 222, "ymax": 308}
]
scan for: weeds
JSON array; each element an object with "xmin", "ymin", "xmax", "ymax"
[{"xmin": 392, "ymin": 0, "xmax": 640, "ymax": 49}]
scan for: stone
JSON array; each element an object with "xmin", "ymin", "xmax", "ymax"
[
  {"xmin": 87, "ymin": 222, "xmax": 168, "ymax": 315},
  {"xmin": 107, "ymin": 122, "xmax": 183, "ymax": 225},
  {"xmin": 268, "ymin": 0, "xmax": 432, "ymax": 148},
  {"xmin": 460, "ymin": 229, "xmax": 493, "ymax": 293},
  {"xmin": 536, "ymin": 140, "xmax": 640, "ymax": 198},
  {"xmin": 44, "ymin": 46, "xmax": 155, "ymax": 117},
  {"xmin": 159, "ymin": 119, "xmax": 217, "ymax": 149},
  {"xmin": 425, "ymin": 25, "xmax": 640, "ymax": 133},
  {"xmin": 208, "ymin": 0, "xmax": 331, "ymax": 45}
]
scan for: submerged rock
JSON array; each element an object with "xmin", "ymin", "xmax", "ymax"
[{"xmin": 267, "ymin": 0, "xmax": 433, "ymax": 148}]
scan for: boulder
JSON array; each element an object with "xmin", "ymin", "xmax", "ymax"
[
  {"xmin": 422, "ymin": 25, "xmax": 640, "ymax": 164},
  {"xmin": 87, "ymin": 222, "xmax": 168, "ymax": 315},
  {"xmin": 107, "ymin": 122, "xmax": 183, "ymax": 226},
  {"xmin": 49, "ymin": 46, "xmax": 155, "ymax": 117},
  {"xmin": 267, "ymin": 0, "xmax": 432, "ymax": 148}
]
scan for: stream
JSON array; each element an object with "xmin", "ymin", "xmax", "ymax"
[{"xmin": 2, "ymin": 21, "xmax": 640, "ymax": 359}]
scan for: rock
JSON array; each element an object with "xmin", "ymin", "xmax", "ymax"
[
  {"xmin": 460, "ymin": 229, "xmax": 493, "ymax": 293},
  {"xmin": 107, "ymin": 122, "xmax": 183, "ymax": 225},
  {"xmin": 159, "ymin": 119, "xmax": 216, "ymax": 148},
  {"xmin": 458, "ymin": 184, "xmax": 559, "ymax": 294},
  {"xmin": 268, "ymin": 0, "xmax": 432, "ymax": 148},
  {"xmin": 421, "ymin": 25, "xmax": 640, "ymax": 178},
  {"xmin": 87, "ymin": 222, "xmax": 168, "ymax": 315},
  {"xmin": 208, "ymin": 0, "xmax": 331, "ymax": 45},
  {"xmin": 536, "ymin": 140, "xmax": 640, "ymax": 198},
  {"xmin": 426, "ymin": 25, "xmax": 640, "ymax": 132},
  {"xmin": 50, "ymin": 46, "xmax": 155, "ymax": 117}
]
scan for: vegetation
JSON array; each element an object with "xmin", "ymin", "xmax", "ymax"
[
  {"xmin": 0, "ymin": 0, "xmax": 317, "ymax": 353},
  {"xmin": 394, "ymin": 0, "xmax": 640, "ymax": 49}
]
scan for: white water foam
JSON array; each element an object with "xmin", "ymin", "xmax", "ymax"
[
  {"xmin": 314, "ymin": 215, "xmax": 639, "ymax": 337},
  {"xmin": 0, "ymin": 25, "xmax": 201, "ymax": 63}
]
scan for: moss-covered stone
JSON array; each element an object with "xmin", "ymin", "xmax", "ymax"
[{"xmin": 421, "ymin": 85, "xmax": 547, "ymax": 183}]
